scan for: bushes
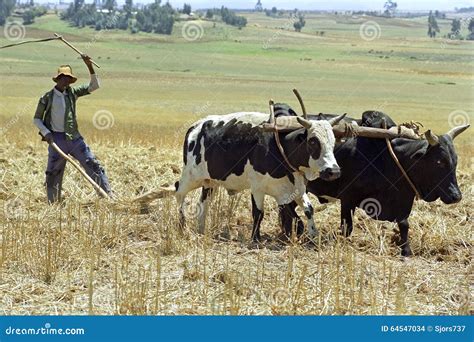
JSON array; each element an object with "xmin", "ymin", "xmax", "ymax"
[
  {"xmin": 293, "ymin": 14, "xmax": 305, "ymax": 32},
  {"xmin": 61, "ymin": 0, "xmax": 175, "ymax": 35},
  {"xmin": 206, "ymin": 7, "xmax": 247, "ymax": 28},
  {"xmin": 220, "ymin": 7, "xmax": 247, "ymax": 28}
]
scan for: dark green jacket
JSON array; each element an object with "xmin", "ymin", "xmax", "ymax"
[{"xmin": 34, "ymin": 84, "xmax": 91, "ymax": 140}]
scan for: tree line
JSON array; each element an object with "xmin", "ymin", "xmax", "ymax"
[
  {"xmin": 205, "ymin": 7, "xmax": 248, "ymax": 29},
  {"xmin": 61, "ymin": 1, "xmax": 248, "ymax": 35},
  {"xmin": 427, "ymin": 11, "xmax": 474, "ymax": 40}
]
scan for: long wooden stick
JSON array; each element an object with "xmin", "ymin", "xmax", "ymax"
[
  {"xmin": 0, "ymin": 36, "xmax": 60, "ymax": 50},
  {"xmin": 54, "ymin": 33, "xmax": 101, "ymax": 68},
  {"xmin": 50, "ymin": 142, "xmax": 110, "ymax": 198},
  {"xmin": 260, "ymin": 117, "xmax": 421, "ymax": 140},
  {"xmin": 292, "ymin": 89, "xmax": 308, "ymax": 119}
]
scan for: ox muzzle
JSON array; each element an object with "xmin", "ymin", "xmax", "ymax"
[{"xmin": 319, "ymin": 166, "xmax": 341, "ymax": 181}]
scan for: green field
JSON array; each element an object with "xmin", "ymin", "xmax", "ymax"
[
  {"xmin": 0, "ymin": 12, "xmax": 472, "ymax": 315},
  {"xmin": 1, "ymin": 13, "xmax": 473, "ymax": 144}
]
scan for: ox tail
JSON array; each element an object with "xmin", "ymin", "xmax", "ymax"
[{"xmin": 133, "ymin": 185, "xmax": 176, "ymax": 204}]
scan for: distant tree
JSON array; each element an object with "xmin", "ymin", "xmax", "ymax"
[
  {"xmin": 427, "ymin": 11, "xmax": 439, "ymax": 38},
  {"xmin": 205, "ymin": 9, "xmax": 213, "ymax": 19},
  {"xmin": 220, "ymin": 6, "xmax": 247, "ymax": 28},
  {"xmin": 136, "ymin": 0, "xmax": 175, "ymax": 34},
  {"xmin": 124, "ymin": 0, "xmax": 133, "ymax": 16},
  {"xmin": 468, "ymin": 17, "xmax": 474, "ymax": 40},
  {"xmin": 182, "ymin": 3, "xmax": 191, "ymax": 15},
  {"xmin": 103, "ymin": 0, "xmax": 116, "ymax": 12},
  {"xmin": 22, "ymin": 10, "xmax": 35, "ymax": 24},
  {"xmin": 0, "ymin": 0, "xmax": 17, "ymax": 26},
  {"xmin": 383, "ymin": 0, "xmax": 397, "ymax": 17},
  {"xmin": 293, "ymin": 13, "xmax": 305, "ymax": 32},
  {"xmin": 450, "ymin": 18, "xmax": 461, "ymax": 38},
  {"xmin": 265, "ymin": 6, "xmax": 279, "ymax": 17},
  {"xmin": 433, "ymin": 10, "xmax": 445, "ymax": 18},
  {"xmin": 255, "ymin": 0, "xmax": 263, "ymax": 12},
  {"xmin": 155, "ymin": 2, "xmax": 175, "ymax": 34},
  {"xmin": 456, "ymin": 6, "xmax": 474, "ymax": 13}
]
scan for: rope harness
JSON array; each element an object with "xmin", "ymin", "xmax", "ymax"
[
  {"xmin": 383, "ymin": 120, "xmax": 422, "ymax": 200},
  {"xmin": 269, "ymin": 101, "xmax": 304, "ymax": 176},
  {"xmin": 270, "ymin": 111, "xmax": 423, "ymax": 200},
  {"xmin": 273, "ymin": 128, "xmax": 304, "ymax": 175}
]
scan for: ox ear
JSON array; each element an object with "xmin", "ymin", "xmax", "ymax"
[
  {"xmin": 410, "ymin": 145, "xmax": 428, "ymax": 160},
  {"xmin": 425, "ymin": 130, "xmax": 439, "ymax": 146},
  {"xmin": 285, "ymin": 128, "xmax": 307, "ymax": 142}
]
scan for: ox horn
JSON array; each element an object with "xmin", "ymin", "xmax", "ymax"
[
  {"xmin": 425, "ymin": 130, "xmax": 439, "ymax": 146},
  {"xmin": 328, "ymin": 113, "xmax": 347, "ymax": 127},
  {"xmin": 269, "ymin": 99, "xmax": 275, "ymax": 125},
  {"xmin": 297, "ymin": 116, "xmax": 312, "ymax": 129},
  {"xmin": 447, "ymin": 124, "xmax": 470, "ymax": 140},
  {"xmin": 292, "ymin": 89, "xmax": 308, "ymax": 119}
]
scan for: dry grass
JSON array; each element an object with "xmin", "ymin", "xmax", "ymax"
[{"xmin": 0, "ymin": 134, "xmax": 471, "ymax": 316}]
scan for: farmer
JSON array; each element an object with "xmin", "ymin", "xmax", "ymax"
[{"xmin": 33, "ymin": 54, "xmax": 112, "ymax": 203}]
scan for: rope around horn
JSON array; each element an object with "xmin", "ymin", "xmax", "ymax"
[{"xmin": 383, "ymin": 119, "xmax": 421, "ymax": 200}]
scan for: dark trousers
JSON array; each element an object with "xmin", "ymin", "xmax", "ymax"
[{"xmin": 46, "ymin": 132, "xmax": 111, "ymax": 203}]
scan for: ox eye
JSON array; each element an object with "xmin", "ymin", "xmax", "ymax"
[{"xmin": 436, "ymin": 160, "xmax": 445, "ymax": 167}]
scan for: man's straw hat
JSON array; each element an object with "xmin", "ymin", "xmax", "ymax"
[{"xmin": 52, "ymin": 65, "xmax": 77, "ymax": 83}]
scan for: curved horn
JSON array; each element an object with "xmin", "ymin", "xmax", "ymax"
[
  {"xmin": 269, "ymin": 99, "xmax": 275, "ymax": 125},
  {"xmin": 292, "ymin": 89, "xmax": 308, "ymax": 119},
  {"xmin": 447, "ymin": 124, "xmax": 470, "ymax": 140},
  {"xmin": 297, "ymin": 116, "xmax": 312, "ymax": 129},
  {"xmin": 425, "ymin": 130, "xmax": 439, "ymax": 146},
  {"xmin": 328, "ymin": 113, "xmax": 347, "ymax": 127}
]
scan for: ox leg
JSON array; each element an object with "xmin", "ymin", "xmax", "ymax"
[
  {"xmin": 251, "ymin": 193, "xmax": 265, "ymax": 241},
  {"xmin": 176, "ymin": 192, "xmax": 186, "ymax": 231},
  {"xmin": 174, "ymin": 178, "xmax": 199, "ymax": 231},
  {"xmin": 340, "ymin": 201, "xmax": 354, "ymax": 237},
  {"xmin": 295, "ymin": 194, "xmax": 317, "ymax": 239},
  {"xmin": 198, "ymin": 187, "xmax": 213, "ymax": 235},
  {"xmin": 398, "ymin": 219, "xmax": 413, "ymax": 257},
  {"xmin": 278, "ymin": 202, "xmax": 304, "ymax": 238}
]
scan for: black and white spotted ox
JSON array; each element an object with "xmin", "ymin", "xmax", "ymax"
[
  {"xmin": 175, "ymin": 111, "xmax": 344, "ymax": 240},
  {"xmin": 279, "ymin": 111, "xmax": 470, "ymax": 256}
]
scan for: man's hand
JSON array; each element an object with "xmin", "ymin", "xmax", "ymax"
[
  {"xmin": 81, "ymin": 54, "xmax": 93, "ymax": 67},
  {"xmin": 82, "ymin": 54, "xmax": 95, "ymax": 74},
  {"xmin": 42, "ymin": 133, "xmax": 54, "ymax": 144}
]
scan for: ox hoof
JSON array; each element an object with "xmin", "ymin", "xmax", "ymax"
[{"xmin": 401, "ymin": 247, "xmax": 413, "ymax": 257}]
